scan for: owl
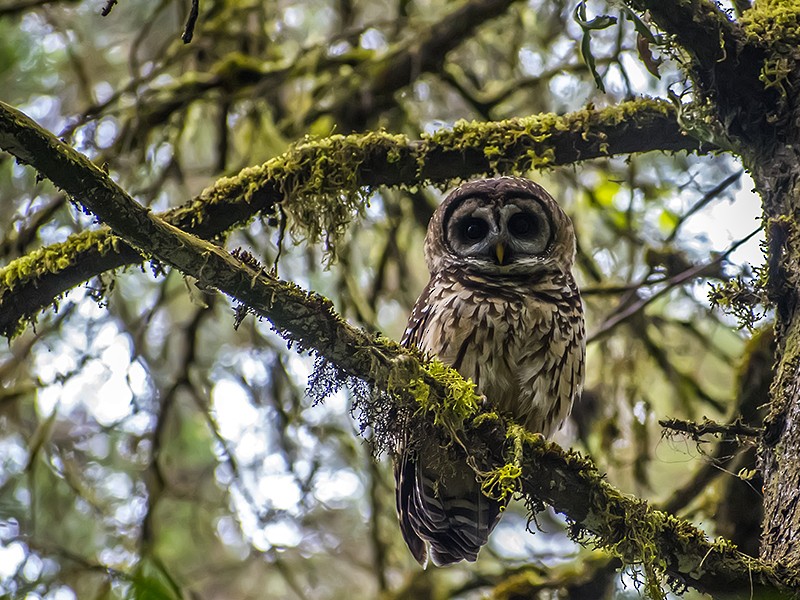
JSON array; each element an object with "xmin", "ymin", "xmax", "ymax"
[{"xmin": 395, "ymin": 176, "xmax": 585, "ymax": 567}]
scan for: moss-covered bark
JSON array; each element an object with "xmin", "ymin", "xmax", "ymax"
[{"xmin": 624, "ymin": 0, "xmax": 800, "ymax": 582}]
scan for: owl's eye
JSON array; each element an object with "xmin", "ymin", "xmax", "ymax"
[
  {"xmin": 461, "ymin": 217, "xmax": 489, "ymax": 241},
  {"xmin": 508, "ymin": 212, "xmax": 538, "ymax": 237}
]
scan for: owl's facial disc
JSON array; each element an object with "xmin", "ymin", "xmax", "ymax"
[{"xmin": 445, "ymin": 196, "xmax": 553, "ymax": 267}]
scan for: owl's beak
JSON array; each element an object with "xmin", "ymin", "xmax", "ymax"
[{"xmin": 495, "ymin": 242, "xmax": 506, "ymax": 265}]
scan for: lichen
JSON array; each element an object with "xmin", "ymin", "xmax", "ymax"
[
  {"xmin": 420, "ymin": 98, "xmax": 671, "ymax": 176},
  {"xmin": 187, "ymin": 130, "xmax": 412, "ymax": 260},
  {"xmin": 481, "ymin": 423, "xmax": 525, "ymax": 502},
  {"xmin": 407, "ymin": 358, "xmax": 481, "ymax": 430},
  {"xmin": 708, "ymin": 268, "xmax": 769, "ymax": 330}
]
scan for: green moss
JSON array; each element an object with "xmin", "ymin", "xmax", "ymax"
[
  {"xmin": 421, "ymin": 98, "xmax": 671, "ymax": 174},
  {"xmin": 708, "ymin": 271, "xmax": 768, "ymax": 329},
  {"xmin": 189, "ymin": 130, "xmax": 412, "ymax": 260},
  {"xmin": 741, "ymin": 1, "xmax": 800, "ymax": 100},
  {"xmin": 0, "ymin": 229, "xmax": 118, "ymax": 295},
  {"xmin": 407, "ymin": 358, "xmax": 481, "ymax": 430},
  {"xmin": 741, "ymin": 0, "xmax": 800, "ymax": 52},
  {"xmin": 481, "ymin": 423, "xmax": 526, "ymax": 502}
]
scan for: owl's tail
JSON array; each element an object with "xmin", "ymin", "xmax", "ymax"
[{"xmin": 394, "ymin": 443, "xmax": 505, "ymax": 567}]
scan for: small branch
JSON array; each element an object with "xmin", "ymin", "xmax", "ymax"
[
  {"xmin": 660, "ymin": 417, "xmax": 764, "ymax": 441},
  {"xmin": 666, "ymin": 170, "xmax": 742, "ymax": 243},
  {"xmin": 0, "ymin": 98, "xmax": 791, "ymax": 596},
  {"xmin": 311, "ymin": 0, "xmax": 525, "ymax": 129},
  {"xmin": 180, "ymin": 0, "xmax": 199, "ymax": 43},
  {"xmin": 100, "ymin": 0, "xmax": 116, "ymax": 16},
  {"xmin": 589, "ymin": 227, "xmax": 762, "ymax": 343}
]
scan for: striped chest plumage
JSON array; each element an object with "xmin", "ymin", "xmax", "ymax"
[{"xmin": 403, "ymin": 269, "xmax": 584, "ymax": 436}]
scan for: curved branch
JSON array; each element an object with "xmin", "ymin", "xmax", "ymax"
[
  {"xmin": 0, "ymin": 98, "xmax": 707, "ymax": 338},
  {"xmin": 87, "ymin": 0, "xmax": 523, "ymax": 140},
  {"xmin": 0, "ymin": 98, "xmax": 791, "ymax": 596}
]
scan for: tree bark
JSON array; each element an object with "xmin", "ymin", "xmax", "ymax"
[{"xmin": 753, "ymin": 141, "xmax": 800, "ymax": 574}]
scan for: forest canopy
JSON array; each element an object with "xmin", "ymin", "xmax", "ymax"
[{"xmin": 1, "ymin": 0, "xmax": 799, "ymax": 599}]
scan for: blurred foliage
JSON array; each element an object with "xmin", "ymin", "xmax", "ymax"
[{"xmin": 0, "ymin": 0, "xmax": 770, "ymax": 599}]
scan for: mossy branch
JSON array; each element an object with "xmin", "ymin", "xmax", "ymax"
[
  {"xmin": 0, "ymin": 99, "xmax": 792, "ymax": 597},
  {"xmin": 626, "ymin": 0, "xmax": 742, "ymax": 75},
  {"xmin": 0, "ymin": 98, "xmax": 705, "ymax": 338},
  {"xmin": 624, "ymin": 0, "xmax": 785, "ymax": 151}
]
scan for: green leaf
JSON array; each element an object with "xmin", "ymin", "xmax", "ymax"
[
  {"xmin": 573, "ymin": 2, "xmax": 617, "ymax": 30},
  {"xmin": 128, "ymin": 557, "xmax": 182, "ymax": 600},
  {"xmin": 581, "ymin": 33, "xmax": 606, "ymax": 92},
  {"xmin": 623, "ymin": 7, "xmax": 659, "ymax": 44},
  {"xmin": 574, "ymin": 2, "xmax": 617, "ymax": 92},
  {"xmin": 658, "ymin": 208, "xmax": 680, "ymax": 234}
]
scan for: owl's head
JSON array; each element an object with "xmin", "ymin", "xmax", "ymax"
[{"xmin": 424, "ymin": 177, "xmax": 576, "ymax": 277}]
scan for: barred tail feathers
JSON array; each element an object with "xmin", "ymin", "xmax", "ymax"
[{"xmin": 395, "ymin": 444, "xmax": 504, "ymax": 567}]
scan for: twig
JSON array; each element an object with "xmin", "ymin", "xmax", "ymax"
[
  {"xmin": 181, "ymin": 0, "xmax": 199, "ymax": 43},
  {"xmin": 100, "ymin": 0, "xmax": 117, "ymax": 16},
  {"xmin": 660, "ymin": 417, "xmax": 763, "ymax": 441},
  {"xmin": 589, "ymin": 227, "xmax": 762, "ymax": 343},
  {"xmin": 667, "ymin": 170, "xmax": 743, "ymax": 242}
]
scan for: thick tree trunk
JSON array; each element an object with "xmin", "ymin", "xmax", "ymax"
[{"xmin": 752, "ymin": 134, "xmax": 800, "ymax": 573}]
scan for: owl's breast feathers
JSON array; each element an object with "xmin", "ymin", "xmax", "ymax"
[{"xmin": 403, "ymin": 269, "xmax": 585, "ymax": 435}]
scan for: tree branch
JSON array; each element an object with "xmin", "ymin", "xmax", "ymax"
[
  {"xmin": 628, "ymin": 0, "xmax": 740, "ymax": 74},
  {"xmin": 0, "ymin": 98, "xmax": 706, "ymax": 338},
  {"xmin": 625, "ymin": 0, "xmax": 774, "ymax": 147},
  {"xmin": 0, "ymin": 99, "xmax": 791, "ymax": 596},
  {"xmin": 660, "ymin": 417, "xmax": 763, "ymax": 441}
]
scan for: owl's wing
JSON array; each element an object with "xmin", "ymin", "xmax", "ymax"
[
  {"xmin": 400, "ymin": 278, "xmax": 437, "ymax": 350},
  {"xmin": 395, "ymin": 275, "xmax": 504, "ymax": 566},
  {"xmin": 394, "ymin": 450, "xmax": 429, "ymax": 566},
  {"xmin": 395, "ymin": 278, "xmax": 435, "ymax": 566}
]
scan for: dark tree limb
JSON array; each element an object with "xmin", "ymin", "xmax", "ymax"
[
  {"xmin": 322, "ymin": 0, "xmax": 524, "ymax": 130},
  {"xmin": 0, "ymin": 98, "xmax": 706, "ymax": 339},
  {"xmin": 180, "ymin": 0, "xmax": 199, "ymax": 43},
  {"xmin": 0, "ymin": 98, "xmax": 793, "ymax": 597},
  {"xmin": 628, "ymin": 0, "xmax": 741, "ymax": 75},
  {"xmin": 660, "ymin": 417, "xmax": 763, "ymax": 441}
]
